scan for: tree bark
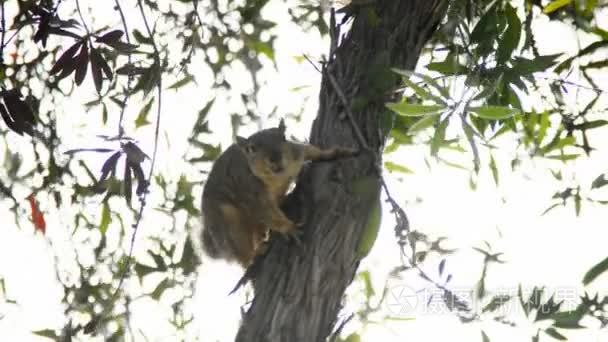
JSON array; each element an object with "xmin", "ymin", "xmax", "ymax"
[{"xmin": 236, "ymin": 1, "xmax": 448, "ymax": 341}]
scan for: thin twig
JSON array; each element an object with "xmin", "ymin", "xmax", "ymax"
[
  {"xmin": 2, "ymin": 29, "xmax": 21, "ymax": 50},
  {"xmin": 110, "ymin": 0, "xmax": 164, "ymax": 314},
  {"xmin": 137, "ymin": 0, "xmax": 163, "ymax": 181},
  {"xmin": 74, "ymin": 0, "xmax": 91, "ymax": 37},
  {"xmin": 539, "ymin": 75, "xmax": 605, "ymax": 94},
  {"xmin": 324, "ymin": 61, "xmax": 410, "ymax": 237},
  {"xmin": 302, "ymin": 53, "xmax": 322, "ymax": 74},
  {"xmin": 192, "ymin": 0, "xmax": 205, "ymax": 27},
  {"xmin": 308, "ymin": 53, "xmax": 406, "ymax": 233},
  {"xmin": 325, "ymin": 71, "xmax": 369, "ymax": 150},
  {"xmin": 177, "ymin": 0, "xmax": 203, "ymax": 74},
  {"xmin": 329, "ymin": 313, "xmax": 354, "ymax": 342},
  {"xmin": 1, "ymin": 0, "xmax": 6, "ymax": 65},
  {"xmin": 322, "ymin": 10, "xmax": 410, "ymax": 251},
  {"xmin": 114, "ymin": 0, "xmax": 133, "ymax": 137}
]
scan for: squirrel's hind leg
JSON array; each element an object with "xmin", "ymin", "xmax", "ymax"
[{"xmin": 220, "ymin": 203, "xmax": 257, "ymax": 267}]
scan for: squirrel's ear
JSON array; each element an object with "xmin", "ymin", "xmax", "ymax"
[
  {"xmin": 278, "ymin": 119, "xmax": 286, "ymax": 135},
  {"xmin": 236, "ymin": 136, "xmax": 248, "ymax": 148}
]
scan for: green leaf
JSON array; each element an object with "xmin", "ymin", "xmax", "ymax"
[
  {"xmin": 469, "ymin": 106, "xmax": 519, "ymax": 120},
  {"xmin": 540, "ymin": 134, "xmax": 575, "ymax": 154},
  {"xmin": 32, "ymin": 330, "xmax": 58, "ymax": 339},
  {"xmin": 481, "ymin": 330, "xmax": 490, "ymax": 342},
  {"xmin": 99, "ymin": 202, "xmax": 111, "ymax": 235},
  {"xmin": 497, "ymin": 4, "xmax": 521, "ymax": 65},
  {"xmin": 482, "ymin": 295, "xmax": 511, "ymax": 313},
  {"xmin": 544, "ymin": 327, "xmax": 567, "ymax": 340},
  {"xmin": 577, "ymin": 120, "xmax": 608, "ymax": 130},
  {"xmin": 511, "ymin": 54, "xmax": 561, "ymax": 75},
  {"xmin": 401, "ymin": 77, "xmax": 447, "ymax": 105},
  {"xmin": 246, "ymin": 39, "xmax": 275, "ymax": 60},
  {"xmin": 545, "ymin": 154, "xmax": 580, "ymax": 161},
  {"xmin": 431, "ymin": 117, "xmax": 449, "ymax": 156},
  {"xmin": 583, "ymin": 256, "xmax": 608, "ymax": 285},
  {"xmin": 135, "ymin": 98, "xmax": 153, "ymax": 128},
  {"xmin": 591, "ymin": 174, "xmax": 608, "ymax": 189},
  {"xmin": 168, "ymin": 75, "xmax": 195, "ymax": 90},
  {"xmin": 543, "ymin": 0, "xmax": 572, "ymax": 14},
  {"xmin": 150, "ymin": 278, "xmax": 171, "ymax": 300},
  {"xmin": 471, "ymin": 7, "xmax": 497, "ymax": 44},
  {"xmin": 385, "ymin": 316, "xmax": 415, "ymax": 321},
  {"xmin": 489, "ymin": 154, "xmax": 499, "ymax": 186},
  {"xmin": 176, "ymin": 238, "xmax": 197, "ymax": 276},
  {"xmin": 386, "ymin": 102, "xmax": 444, "ymax": 117},
  {"xmin": 537, "ymin": 112, "xmax": 550, "ymax": 145},
  {"xmin": 134, "ymin": 262, "xmax": 157, "ymax": 280},
  {"xmin": 427, "ymin": 54, "xmax": 467, "ymax": 75},
  {"xmin": 584, "ymin": 0, "xmax": 598, "ymax": 15},
  {"xmin": 552, "ymin": 310, "xmax": 585, "ymax": 329},
  {"xmin": 392, "ymin": 69, "xmax": 451, "ymax": 99},
  {"xmin": 472, "ymin": 74, "xmax": 504, "ymax": 101},
  {"xmin": 101, "ymin": 102, "xmax": 108, "ymax": 125},
  {"xmin": 359, "ymin": 271, "xmax": 375, "ymax": 299},
  {"xmin": 542, "ymin": 202, "xmax": 562, "ymax": 216},
  {"xmin": 133, "ymin": 29, "xmax": 154, "ymax": 44},
  {"xmin": 462, "ymin": 120, "xmax": 480, "ymax": 171},
  {"xmin": 408, "ymin": 114, "xmax": 438, "ymax": 134},
  {"xmin": 469, "ymin": 174, "xmax": 477, "ymax": 190},
  {"xmin": 343, "ymin": 333, "xmax": 362, "ymax": 342},
  {"xmin": 385, "ymin": 161, "xmax": 413, "ymax": 174}
]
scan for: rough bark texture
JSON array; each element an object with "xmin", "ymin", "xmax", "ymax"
[{"xmin": 236, "ymin": 1, "xmax": 448, "ymax": 341}]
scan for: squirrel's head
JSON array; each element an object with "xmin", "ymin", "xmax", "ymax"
[{"xmin": 236, "ymin": 119, "xmax": 288, "ymax": 177}]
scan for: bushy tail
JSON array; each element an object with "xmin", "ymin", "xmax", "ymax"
[{"xmin": 201, "ymin": 225, "xmax": 222, "ymax": 259}]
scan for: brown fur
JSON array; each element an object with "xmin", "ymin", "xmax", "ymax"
[{"xmin": 200, "ymin": 120, "xmax": 356, "ymax": 266}]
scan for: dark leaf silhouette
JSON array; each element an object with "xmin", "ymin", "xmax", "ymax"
[
  {"xmin": 0, "ymin": 89, "xmax": 36, "ymax": 136},
  {"xmin": 0, "ymin": 103, "xmax": 23, "ymax": 135},
  {"xmin": 96, "ymin": 30, "xmax": 124, "ymax": 44},
  {"xmin": 99, "ymin": 151, "xmax": 122, "ymax": 184},
  {"xmin": 101, "ymin": 39, "xmax": 139, "ymax": 54},
  {"xmin": 92, "ymin": 48, "xmax": 113, "ymax": 80},
  {"xmin": 75, "ymin": 43, "xmax": 89, "ymax": 85},
  {"xmin": 116, "ymin": 64, "xmax": 147, "ymax": 76},
  {"xmin": 130, "ymin": 162, "xmax": 148, "ymax": 196},
  {"xmin": 33, "ymin": 11, "xmax": 52, "ymax": 47},
  {"xmin": 124, "ymin": 162, "xmax": 133, "ymax": 204},
  {"xmin": 47, "ymin": 27, "xmax": 82, "ymax": 40},
  {"xmin": 123, "ymin": 142, "xmax": 148, "ymax": 164},
  {"xmin": 50, "ymin": 41, "xmax": 83, "ymax": 75},
  {"xmin": 90, "ymin": 48, "xmax": 104, "ymax": 92},
  {"xmin": 64, "ymin": 148, "xmax": 114, "ymax": 155}
]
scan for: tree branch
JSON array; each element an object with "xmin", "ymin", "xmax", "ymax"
[
  {"xmin": 236, "ymin": 1, "xmax": 448, "ymax": 341},
  {"xmin": 113, "ymin": 0, "xmax": 134, "ymax": 138}
]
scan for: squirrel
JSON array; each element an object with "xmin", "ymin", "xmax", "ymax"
[{"xmin": 200, "ymin": 119, "xmax": 357, "ymax": 267}]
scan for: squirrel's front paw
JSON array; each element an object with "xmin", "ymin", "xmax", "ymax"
[
  {"xmin": 284, "ymin": 228, "xmax": 303, "ymax": 245},
  {"xmin": 337, "ymin": 147, "xmax": 360, "ymax": 157}
]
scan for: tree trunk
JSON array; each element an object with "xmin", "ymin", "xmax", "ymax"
[{"xmin": 236, "ymin": 1, "xmax": 448, "ymax": 341}]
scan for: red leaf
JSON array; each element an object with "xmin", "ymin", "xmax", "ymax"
[{"xmin": 27, "ymin": 194, "xmax": 46, "ymax": 235}]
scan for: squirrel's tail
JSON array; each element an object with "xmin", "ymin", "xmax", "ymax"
[{"xmin": 201, "ymin": 224, "xmax": 222, "ymax": 259}]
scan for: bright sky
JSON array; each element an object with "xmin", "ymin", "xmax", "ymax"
[{"xmin": 1, "ymin": 1, "xmax": 608, "ymax": 342}]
